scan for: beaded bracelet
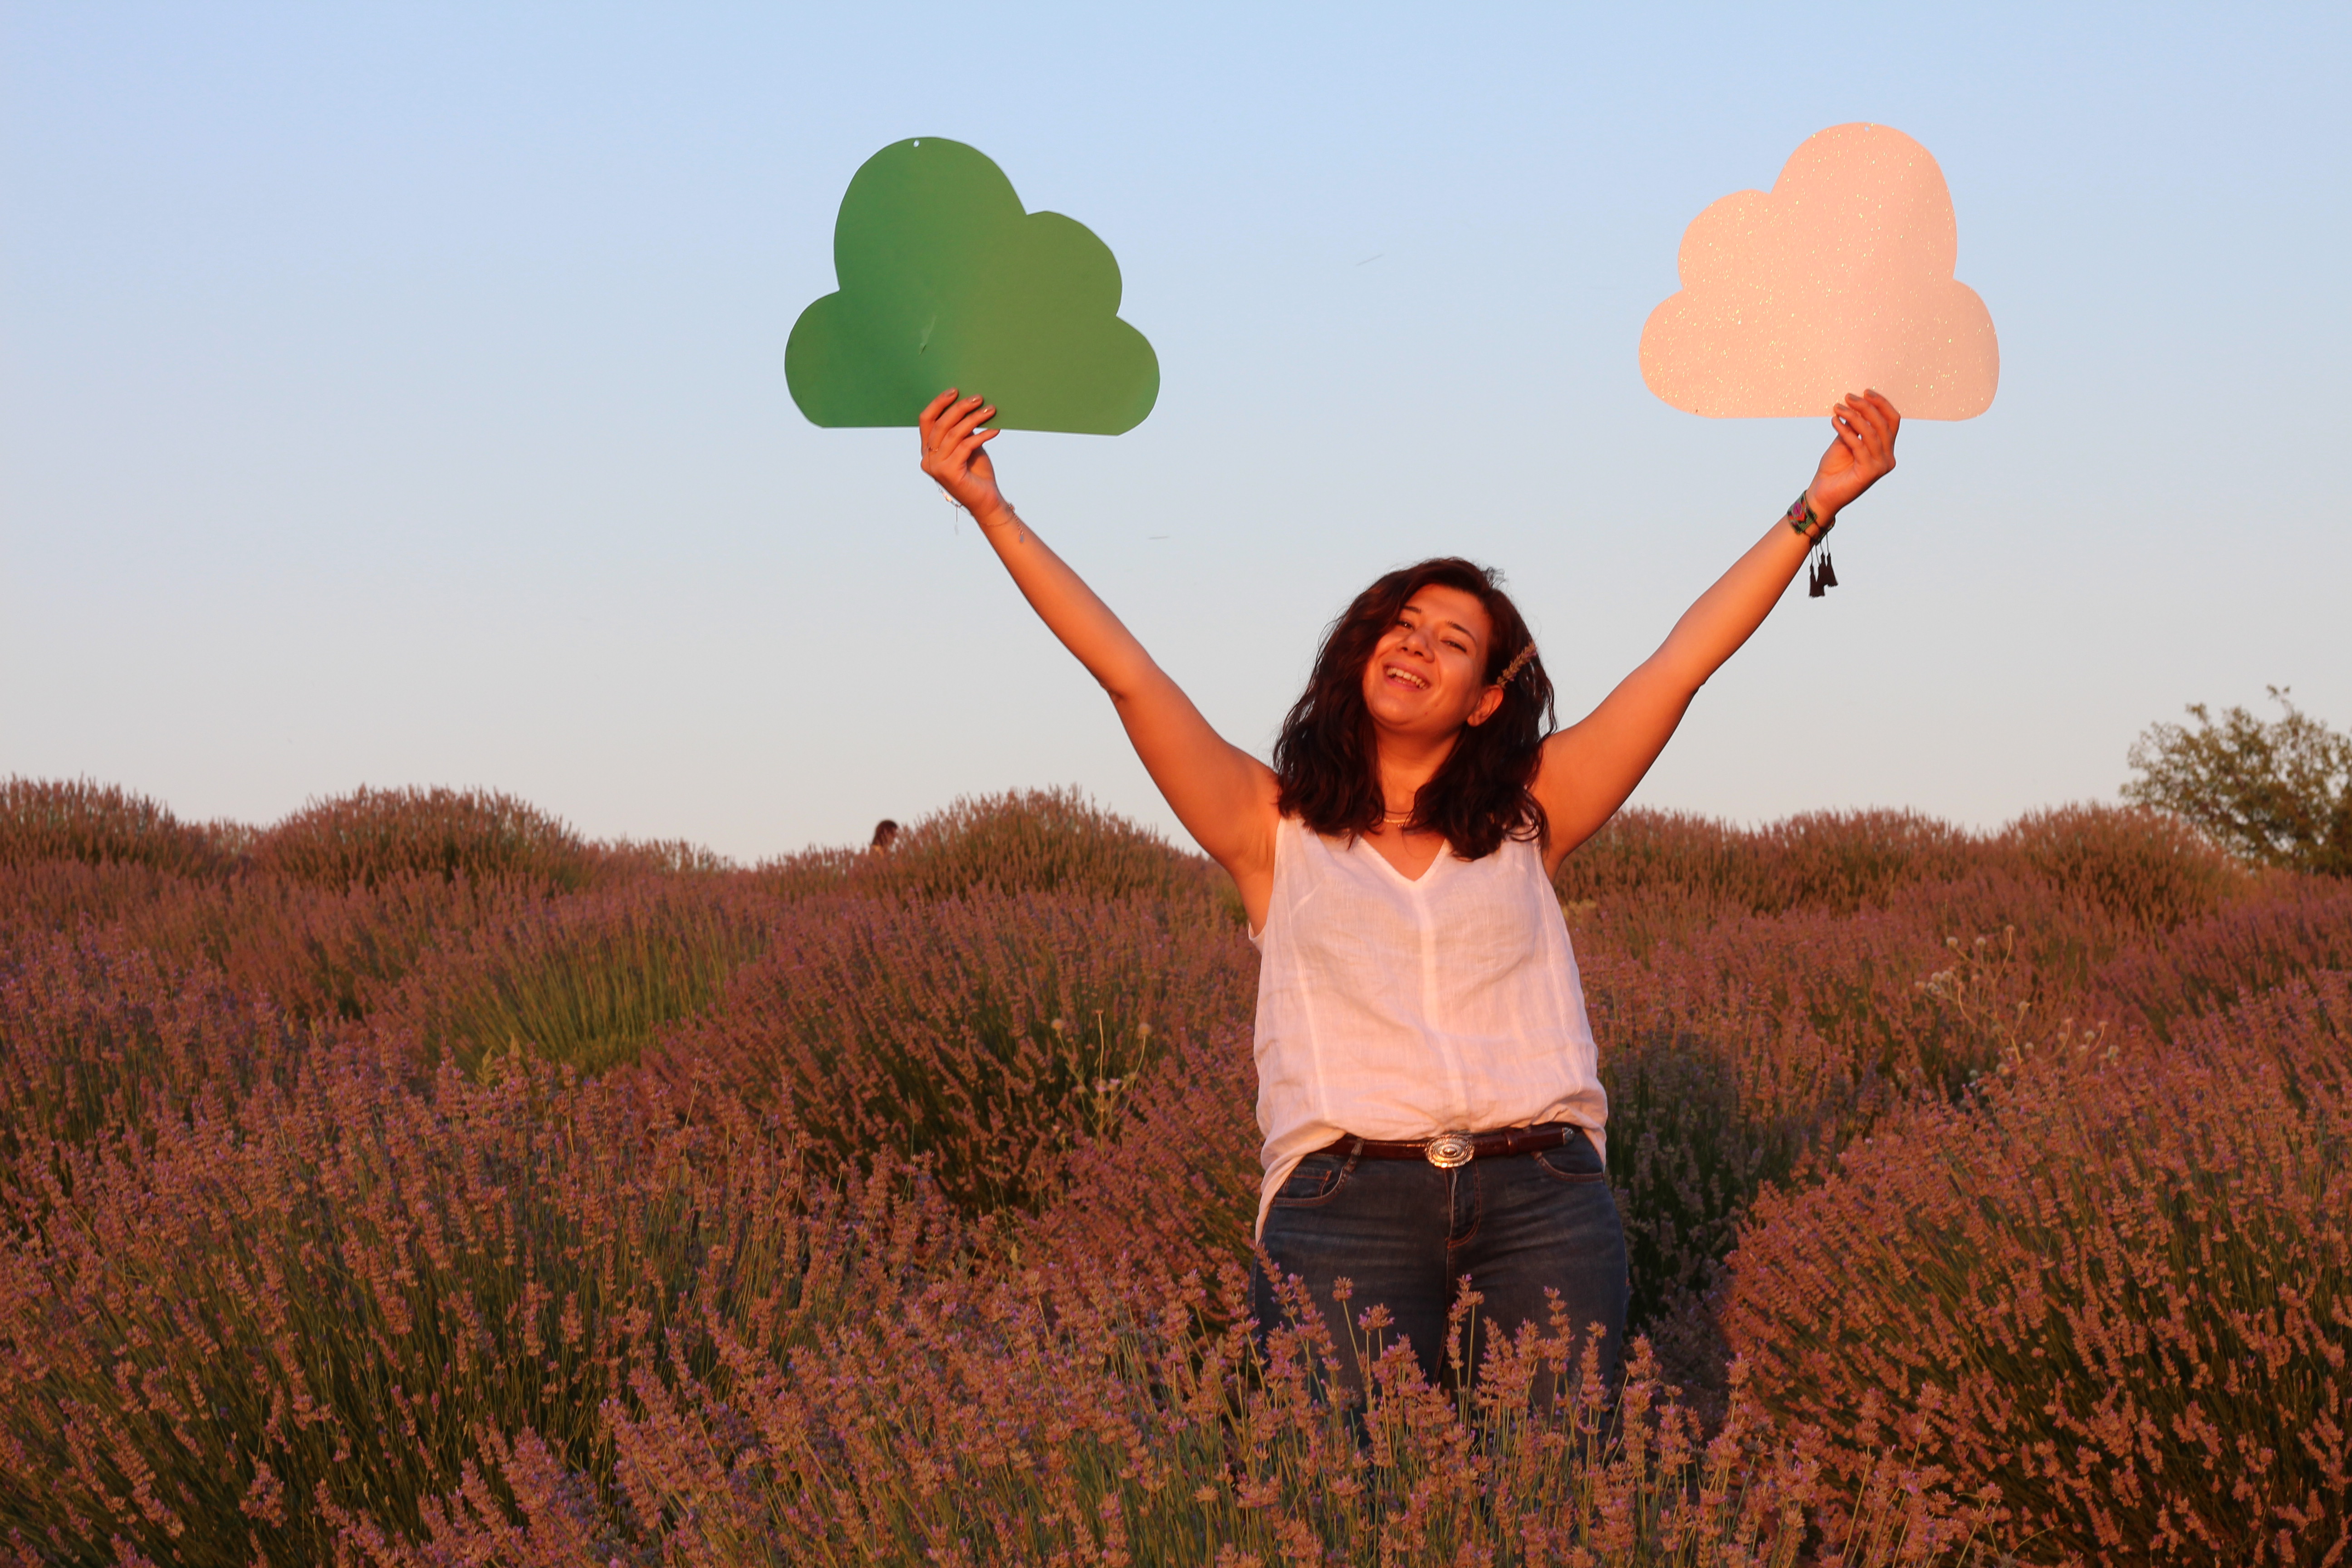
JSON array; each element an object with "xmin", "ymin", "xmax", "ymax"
[{"xmin": 1784, "ymin": 491, "xmax": 1832, "ymax": 545}]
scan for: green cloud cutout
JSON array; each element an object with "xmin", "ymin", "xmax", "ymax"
[{"xmin": 786, "ymin": 138, "xmax": 1159, "ymax": 436}]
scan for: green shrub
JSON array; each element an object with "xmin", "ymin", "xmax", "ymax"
[
  {"xmin": 2126, "ymin": 686, "xmax": 2352, "ymax": 876},
  {"xmin": 388, "ymin": 877, "xmax": 784, "ymax": 1078}
]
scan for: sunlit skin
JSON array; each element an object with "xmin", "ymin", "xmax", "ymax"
[{"xmin": 919, "ymin": 386, "xmax": 1900, "ymax": 919}]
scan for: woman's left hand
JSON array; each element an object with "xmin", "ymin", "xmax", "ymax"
[{"xmin": 1804, "ymin": 390, "xmax": 1901, "ymax": 521}]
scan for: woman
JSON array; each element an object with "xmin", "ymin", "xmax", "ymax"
[{"xmin": 917, "ymin": 387, "xmax": 1901, "ymax": 1395}]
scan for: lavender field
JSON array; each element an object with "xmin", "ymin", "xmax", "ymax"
[{"xmin": 2, "ymin": 779, "xmax": 2347, "ymax": 1565}]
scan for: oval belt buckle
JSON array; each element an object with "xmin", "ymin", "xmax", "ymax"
[{"xmin": 1424, "ymin": 1131, "xmax": 1476, "ymax": 1170}]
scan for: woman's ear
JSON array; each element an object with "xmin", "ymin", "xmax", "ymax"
[{"xmin": 1465, "ymin": 685, "xmax": 1505, "ymax": 728}]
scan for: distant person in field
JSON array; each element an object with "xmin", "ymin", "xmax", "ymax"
[
  {"xmin": 870, "ymin": 818, "xmax": 900, "ymax": 852},
  {"xmin": 919, "ymin": 386, "xmax": 1900, "ymax": 1396}
]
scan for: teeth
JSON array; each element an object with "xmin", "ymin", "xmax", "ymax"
[{"xmin": 1384, "ymin": 665, "xmax": 1429, "ymax": 689}]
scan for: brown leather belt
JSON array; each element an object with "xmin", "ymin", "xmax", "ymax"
[{"xmin": 1311, "ymin": 1122, "xmax": 1576, "ymax": 1170}]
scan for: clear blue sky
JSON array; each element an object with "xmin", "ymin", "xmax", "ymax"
[{"xmin": 5, "ymin": 4, "xmax": 2346, "ymax": 859}]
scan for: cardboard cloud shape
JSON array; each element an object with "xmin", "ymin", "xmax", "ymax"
[
  {"xmin": 786, "ymin": 138, "xmax": 1159, "ymax": 435},
  {"xmin": 1639, "ymin": 123, "xmax": 1998, "ymax": 420}
]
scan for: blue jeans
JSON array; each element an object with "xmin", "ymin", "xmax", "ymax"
[{"xmin": 1250, "ymin": 1126, "xmax": 1628, "ymax": 1401}]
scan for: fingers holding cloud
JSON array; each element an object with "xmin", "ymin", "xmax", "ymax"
[
  {"xmin": 787, "ymin": 138, "xmax": 1159, "ymax": 436},
  {"xmin": 1640, "ymin": 123, "xmax": 1999, "ymax": 420}
]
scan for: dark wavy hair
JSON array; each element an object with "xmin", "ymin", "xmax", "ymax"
[{"xmin": 1273, "ymin": 558, "xmax": 1556, "ymax": 859}]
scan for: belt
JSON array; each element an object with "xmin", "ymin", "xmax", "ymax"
[{"xmin": 1310, "ymin": 1122, "xmax": 1576, "ymax": 1170}]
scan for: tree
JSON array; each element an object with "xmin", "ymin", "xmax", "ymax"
[{"xmin": 2125, "ymin": 687, "xmax": 2352, "ymax": 877}]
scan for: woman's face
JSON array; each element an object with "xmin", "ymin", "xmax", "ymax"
[{"xmin": 1360, "ymin": 585, "xmax": 1504, "ymax": 740}]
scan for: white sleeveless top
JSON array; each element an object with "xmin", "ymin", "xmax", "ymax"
[{"xmin": 1248, "ymin": 814, "xmax": 1608, "ymax": 1237}]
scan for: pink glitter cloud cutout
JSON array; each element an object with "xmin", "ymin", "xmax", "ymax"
[{"xmin": 1639, "ymin": 123, "xmax": 1999, "ymax": 420}]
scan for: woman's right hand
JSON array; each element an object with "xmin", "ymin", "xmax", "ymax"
[{"xmin": 919, "ymin": 389, "xmax": 1009, "ymax": 521}]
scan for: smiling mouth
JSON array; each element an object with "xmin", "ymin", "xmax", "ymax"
[{"xmin": 1381, "ymin": 664, "xmax": 1431, "ymax": 691}]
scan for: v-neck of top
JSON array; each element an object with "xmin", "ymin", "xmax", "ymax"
[{"xmin": 1360, "ymin": 829, "xmax": 1452, "ymax": 889}]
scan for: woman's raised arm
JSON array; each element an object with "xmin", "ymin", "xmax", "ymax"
[
  {"xmin": 918, "ymin": 391, "xmax": 1280, "ymax": 897},
  {"xmin": 1532, "ymin": 391, "xmax": 1901, "ymax": 869}
]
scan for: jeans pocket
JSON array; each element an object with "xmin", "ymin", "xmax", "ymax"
[
  {"xmin": 1534, "ymin": 1128, "xmax": 1607, "ymax": 1184},
  {"xmin": 1272, "ymin": 1151, "xmax": 1356, "ymax": 1207}
]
